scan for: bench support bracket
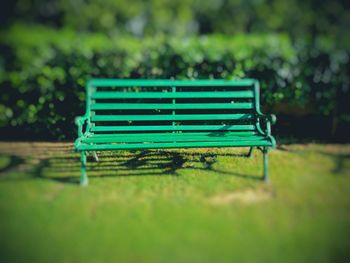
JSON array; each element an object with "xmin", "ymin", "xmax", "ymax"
[
  {"xmin": 262, "ymin": 147, "xmax": 269, "ymax": 182},
  {"xmin": 80, "ymin": 152, "xmax": 89, "ymax": 186}
]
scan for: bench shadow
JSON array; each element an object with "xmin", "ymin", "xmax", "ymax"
[
  {"xmin": 0, "ymin": 155, "xmax": 25, "ymax": 174},
  {"xmin": 317, "ymin": 151, "xmax": 350, "ymax": 175},
  {"xmin": 27, "ymin": 149, "xmax": 262, "ymax": 184}
]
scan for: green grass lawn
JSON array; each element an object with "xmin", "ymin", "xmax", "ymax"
[{"xmin": 0, "ymin": 142, "xmax": 349, "ymax": 263}]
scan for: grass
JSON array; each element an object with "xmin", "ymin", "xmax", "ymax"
[{"xmin": 0, "ymin": 142, "xmax": 349, "ymax": 263}]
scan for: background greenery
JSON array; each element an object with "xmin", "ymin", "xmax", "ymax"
[{"xmin": 0, "ymin": 0, "xmax": 349, "ymax": 140}]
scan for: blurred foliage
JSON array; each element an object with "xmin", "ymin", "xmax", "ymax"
[
  {"xmin": 1, "ymin": 0, "xmax": 350, "ymax": 43},
  {"xmin": 0, "ymin": 25, "xmax": 349, "ymax": 139},
  {"xmin": 0, "ymin": 0, "xmax": 349, "ymax": 140}
]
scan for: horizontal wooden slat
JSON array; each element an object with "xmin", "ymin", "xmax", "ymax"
[
  {"xmin": 83, "ymin": 134, "xmax": 263, "ymax": 143},
  {"xmin": 91, "ymin": 114, "xmax": 253, "ymax": 122},
  {"xmin": 91, "ymin": 91, "xmax": 254, "ymax": 99},
  {"xmin": 88, "ymin": 79, "xmax": 256, "ymax": 87},
  {"xmin": 91, "ymin": 125, "xmax": 256, "ymax": 132},
  {"xmin": 91, "ymin": 102, "xmax": 254, "ymax": 110},
  {"xmin": 77, "ymin": 140, "xmax": 272, "ymax": 151}
]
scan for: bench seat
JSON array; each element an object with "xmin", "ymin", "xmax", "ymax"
[{"xmin": 75, "ymin": 132, "xmax": 273, "ymax": 151}]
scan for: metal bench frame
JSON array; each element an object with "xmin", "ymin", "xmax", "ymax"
[{"xmin": 74, "ymin": 79, "xmax": 276, "ymax": 186}]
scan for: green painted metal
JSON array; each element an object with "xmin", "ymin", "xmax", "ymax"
[
  {"xmin": 91, "ymin": 113, "xmax": 253, "ymax": 122},
  {"xmin": 74, "ymin": 79, "xmax": 276, "ymax": 186},
  {"xmin": 172, "ymin": 86, "xmax": 176, "ymax": 131},
  {"xmin": 91, "ymin": 125, "xmax": 256, "ymax": 132},
  {"xmin": 91, "ymin": 102, "xmax": 254, "ymax": 110},
  {"xmin": 77, "ymin": 140, "xmax": 272, "ymax": 151},
  {"xmin": 80, "ymin": 152, "xmax": 88, "ymax": 186},
  {"xmin": 88, "ymin": 131, "xmax": 257, "ymax": 138},
  {"xmin": 91, "ymin": 91, "xmax": 254, "ymax": 99},
  {"xmin": 262, "ymin": 147, "xmax": 269, "ymax": 182},
  {"xmin": 82, "ymin": 134, "xmax": 265, "ymax": 144},
  {"xmin": 88, "ymin": 79, "xmax": 256, "ymax": 87}
]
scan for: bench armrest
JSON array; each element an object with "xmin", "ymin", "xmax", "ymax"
[
  {"xmin": 256, "ymin": 113, "xmax": 277, "ymax": 136},
  {"xmin": 257, "ymin": 113, "xmax": 277, "ymax": 125},
  {"xmin": 75, "ymin": 115, "xmax": 89, "ymax": 137}
]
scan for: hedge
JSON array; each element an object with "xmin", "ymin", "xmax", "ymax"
[{"xmin": 0, "ymin": 24, "xmax": 349, "ymax": 140}]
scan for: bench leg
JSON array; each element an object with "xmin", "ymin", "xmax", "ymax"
[
  {"xmin": 246, "ymin": 147, "xmax": 254, "ymax": 158},
  {"xmin": 263, "ymin": 147, "xmax": 269, "ymax": 182},
  {"xmin": 80, "ymin": 151, "xmax": 89, "ymax": 186},
  {"xmin": 92, "ymin": 151, "xmax": 99, "ymax": 162}
]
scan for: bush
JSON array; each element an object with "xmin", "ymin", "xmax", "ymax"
[{"xmin": 0, "ymin": 24, "xmax": 349, "ymax": 140}]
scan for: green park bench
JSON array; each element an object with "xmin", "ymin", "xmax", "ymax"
[{"xmin": 74, "ymin": 79, "xmax": 276, "ymax": 186}]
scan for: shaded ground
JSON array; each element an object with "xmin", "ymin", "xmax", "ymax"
[{"xmin": 0, "ymin": 142, "xmax": 349, "ymax": 262}]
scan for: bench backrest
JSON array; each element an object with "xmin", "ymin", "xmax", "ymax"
[{"xmin": 84, "ymin": 79, "xmax": 261, "ymax": 135}]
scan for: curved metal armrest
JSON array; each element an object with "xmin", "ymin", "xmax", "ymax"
[
  {"xmin": 258, "ymin": 114, "xmax": 277, "ymax": 125},
  {"xmin": 75, "ymin": 115, "xmax": 89, "ymax": 137},
  {"xmin": 256, "ymin": 113, "xmax": 277, "ymax": 136}
]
